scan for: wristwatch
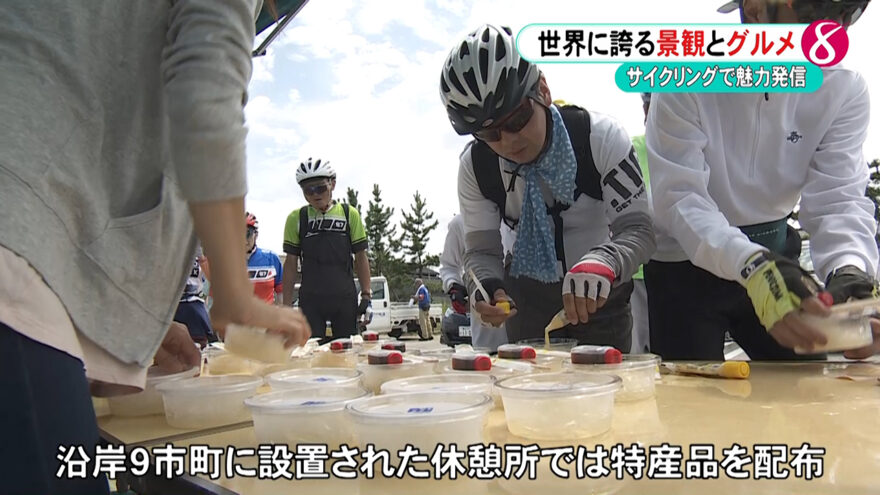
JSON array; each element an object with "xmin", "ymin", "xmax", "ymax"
[{"xmin": 360, "ymin": 291, "xmax": 372, "ymax": 299}]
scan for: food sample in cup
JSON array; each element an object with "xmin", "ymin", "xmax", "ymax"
[
  {"xmin": 267, "ymin": 368, "xmax": 363, "ymax": 390},
  {"xmin": 796, "ymin": 311, "xmax": 874, "ymax": 354},
  {"xmin": 570, "ymin": 345, "xmax": 623, "ymax": 364},
  {"xmin": 357, "ymin": 355, "xmax": 435, "ymax": 394},
  {"xmin": 223, "ymin": 324, "xmax": 291, "ymax": 363},
  {"xmin": 362, "ymin": 331, "xmax": 380, "ymax": 342},
  {"xmin": 568, "ymin": 354, "xmax": 660, "ymax": 401},
  {"xmin": 107, "ymin": 366, "xmax": 199, "ymax": 417},
  {"xmin": 155, "ymin": 375, "xmax": 262, "ymax": 429},
  {"xmin": 497, "ymin": 344, "xmax": 537, "ymax": 360},
  {"xmin": 452, "ymin": 353, "xmax": 492, "ymax": 371},
  {"xmin": 495, "ymin": 372, "xmax": 621, "ymax": 440},
  {"xmin": 382, "ymin": 341, "xmax": 406, "ymax": 352},
  {"xmin": 245, "ymin": 385, "xmax": 370, "ymax": 447},
  {"xmin": 345, "ymin": 392, "xmax": 492, "ymax": 455},
  {"xmin": 367, "ymin": 350, "xmax": 404, "ymax": 365}
]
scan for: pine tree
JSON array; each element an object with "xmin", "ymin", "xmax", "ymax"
[
  {"xmin": 345, "ymin": 187, "xmax": 360, "ymax": 210},
  {"xmin": 364, "ymin": 184, "xmax": 398, "ymax": 276},
  {"xmin": 400, "ymin": 191, "xmax": 439, "ymax": 277}
]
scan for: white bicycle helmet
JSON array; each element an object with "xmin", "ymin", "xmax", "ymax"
[
  {"xmin": 718, "ymin": 0, "xmax": 868, "ymax": 26},
  {"xmin": 296, "ymin": 157, "xmax": 336, "ymax": 184},
  {"xmin": 440, "ymin": 24, "xmax": 541, "ymax": 135}
]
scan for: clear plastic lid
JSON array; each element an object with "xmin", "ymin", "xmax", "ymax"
[
  {"xmin": 495, "ymin": 372, "xmax": 621, "ymax": 396},
  {"xmin": 381, "ymin": 373, "xmax": 495, "ymax": 395},
  {"xmin": 516, "ymin": 338, "xmax": 579, "ymax": 352},
  {"xmin": 155, "ymin": 374, "xmax": 262, "ymax": 396},
  {"xmin": 245, "ymin": 386, "xmax": 370, "ymax": 413},
  {"xmin": 345, "ymin": 391, "xmax": 492, "ymax": 423},
  {"xmin": 267, "ymin": 368, "xmax": 362, "ymax": 389},
  {"xmin": 145, "ymin": 366, "xmax": 200, "ymax": 387},
  {"xmin": 569, "ymin": 353, "xmax": 660, "ymax": 371}
]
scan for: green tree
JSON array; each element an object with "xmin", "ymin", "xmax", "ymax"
[
  {"xmin": 345, "ymin": 187, "xmax": 360, "ymax": 210},
  {"xmin": 364, "ymin": 184, "xmax": 400, "ymax": 277},
  {"xmin": 400, "ymin": 191, "xmax": 440, "ymax": 277}
]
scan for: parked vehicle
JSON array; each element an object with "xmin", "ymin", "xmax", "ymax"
[{"xmin": 354, "ymin": 276, "xmax": 442, "ymax": 338}]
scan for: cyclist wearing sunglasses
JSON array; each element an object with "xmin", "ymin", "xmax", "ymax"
[
  {"xmin": 440, "ymin": 24, "xmax": 655, "ymax": 350},
  {"xmin": 283, "ymin": 158, "xmax": 372, "ymax": 343},
  {"xmin": 245, "ymin": 212, "xmax": 284, "ymax": 306},
  {"xmin": 645, "ymin": 0, "xmax": 879, "ymax": 361}
]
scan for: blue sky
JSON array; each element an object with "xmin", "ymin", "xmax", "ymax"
[{"xmin": 244, "ymin": 0, "xmax": 880, "ymax": 261}]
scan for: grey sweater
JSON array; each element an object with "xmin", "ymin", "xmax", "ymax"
[{"xmin": 0, "ymin": 0, "xmax": 258, "ymax": 366}]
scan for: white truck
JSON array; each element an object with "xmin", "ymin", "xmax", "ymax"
[{"xmin": 356, "ymin": 276, "xmax": 442, "ymax": 338}]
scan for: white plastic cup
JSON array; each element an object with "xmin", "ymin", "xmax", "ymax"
[
  {"xmin": 567, "ymin": 354, "xmax": 660, "ymax": 401},
  {"xmin": 107, "ymin": 366, "xmax": 199, "ymax": 417},
  {"xmin": 266, "ymin": 368, "xmax": 363, "ymax": 390},
  {"xmin": 796, "ymin": 313, "xmax": 874, "ymax": 354},
  {"xmin": 346, "ymin": 392, "xmax": 492, "ymax": 455},
  {"xmin": 155, "ymin": 375, "xmax": 262, "ymax": 429},
  {"xmin": 245, "ymin": 385, "xmax": 370, "ymax": 447},
  {"xmin": 495, "ymin": 372, "xmax": 621, "ymax": 440},
  {"xmin": 357, "ymin": 359, "xmax": 435, "ymax": 394}
]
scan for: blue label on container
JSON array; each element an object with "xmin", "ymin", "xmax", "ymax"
[
  {"xmin": 312, "ymin": 377, "xmax": 332, "ymax": 382},
  {"xmin": 406, "ymin": 407, "xmax": 434, "ymax": 414},
  {"xmin": 300, "ymin": 400, "xmax": 327, "ymax": 406}
]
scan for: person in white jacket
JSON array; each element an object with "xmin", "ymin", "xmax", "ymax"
[
  {"xmin": 440, "ymin": 24, "xmax": 655, "ymax": 350},
  {"xmin": 647, "ymin": 0, "xmax": 878, "ymax": 360},
  {"xmin": 439, "ymin": 215, "xmax": 515, "ymax": 351}
]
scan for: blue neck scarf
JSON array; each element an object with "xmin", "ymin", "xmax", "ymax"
[{"xmin": 509, "ymin": 104, "xmax": 578, "ymax": 283}]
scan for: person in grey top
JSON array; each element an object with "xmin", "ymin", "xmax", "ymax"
[{"xmin": 0, "ymin": 1, "xmax": 309, "ymax": 493}]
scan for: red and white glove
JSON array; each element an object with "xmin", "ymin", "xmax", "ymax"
[{"xmin": 562, "ymin": 260, "xmax": 615, "ymax": 301}]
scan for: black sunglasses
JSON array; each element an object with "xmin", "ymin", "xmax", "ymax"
[
  {"xmin": 246, "ymin": 226, "xmax": 257, "ymax": 238},
  {"xmin": 303, "ymin": 183, "xmax": 329, "ymax": 196},
  {"xmin": 474, "ymin": 98, "xmax": 535, "ymax": 142}
]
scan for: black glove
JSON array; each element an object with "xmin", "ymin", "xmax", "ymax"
[
  {"xmin": 825, "ymin": 265, "xmax": 879, "ymax": 304},
  {"xmin": 471, "ymin": 277, "xmax": 506, "ymax": 303},
  {"xmin": 357, "ymin": 298, "xmax": 371, "ymax": 315},
  {"xmin": 448, "ymin": 283, "xmax": 469, "ymax": 314}
]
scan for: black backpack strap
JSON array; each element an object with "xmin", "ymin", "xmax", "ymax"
[
  {"xmin": 342, "ymin": 202, "xmax": 353, "ymax": 271},
  {"xmin": 471, "ymin": 141, "xmax": 516, "ymax": 227},
  {"xmin": 298, "ymin": 205, "xmax": 309, "ymax": 248},
  {"xmin": 558, "ymin": 104, "xmax": 602, "ymax": 202}
]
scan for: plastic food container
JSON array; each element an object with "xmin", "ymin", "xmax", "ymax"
[
  {"xmin": 267, "ymin": 368, "xmax": 363, "ymax": 390},
  {"xmin": 256, "ymin": 356, "xmax": 312, "ymax": 376},
  {"xmin": 357, "ymin": 357, "xmax": 436, "ymax": 394},
  {"xmin": 245, "ymin": 386, "xmax": 370, "ymax": 446},
  {"xmin": 495, "ymin": 372, "xmax": 621, "ymax": 440},
  {"xmin": 223, "ymin": 324, "xmax": 291, "ymax": 363},
  {"xmin": 156, "ymin": 375, "xmax": 262, "ymax": 429},
  {"xmin": 346, "ymin": 392, "xmax": 492, "ymax": 454},
  {"xmin": 497, "ymin": 344, "xmax": 563, "ymax": 372},
  {"xmin": 312, "ymin": 340, "xmax": 359, "ymax": 368},
  {"xmin": 796, "ymin": 313, "xmax": 874, "ymax": 354},
  {"xmin": 204, "ymin": 349, "xmax": 265, "ymax": 376},
  {"xmin": 567, "ymin": 354, "xmax": 660, "ymax": 401},
  {"xmin": 107, "ymin": 366, "xmax": 199, "ymax": 417},
  {"xmin": 381, "ymin": 374, "xmax": 499, "ymax": 408},
  {"xmin": 517, "ymin": 338, "xmax": 579, "ymax": 353},
  {"xmin": 417, "ymin": 347, "xmax": 455, "ymax": 372}
]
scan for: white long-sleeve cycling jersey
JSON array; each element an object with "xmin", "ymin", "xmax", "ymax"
[{"xmin": 647, "ymin": 66, "xmax": 877, "ymax": 283}]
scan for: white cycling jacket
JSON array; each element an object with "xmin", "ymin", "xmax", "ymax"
[{"xmin": 647, "ymin": 66, "xmax": 877, "ymax": 283}]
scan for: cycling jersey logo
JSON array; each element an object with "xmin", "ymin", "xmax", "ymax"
[
  {"xmin": 306, "ymin": 217, "xmax": 347, "ymax": 236},
  {"xmin": 786, "ymin": 131, "xmax": 802, "ymax": 144},
  {"xmin": 801, "ymin": 20, "xmax": 848, "ymax": 67}
]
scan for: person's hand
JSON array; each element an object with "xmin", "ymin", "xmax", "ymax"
[
  {"xmin": 448, "ymin": 282, "xmax": 469, "ymax": 314},
  {"xmin": 743, "ymin": 251, "xmax": 829, "ymax": 351},
  {"xmin": 825, "ymin": 265, "xmax": 879, "ymax": 304},
  {"xmin": 211, "ymin": 295, "xmax": 311, "ymax": 348},
  {"xmin": 358, "ymin": 298, "xmax": 373, "ymax": 326},
  {"xmin": 562, "ymin": 260, "xmax": 615, "ymax": 324},
  {"xmin": 472, "ymin": 282, "xmax": 517, "ymax": 328},
  {"xmin": 154, "ymin": 322, "xmax": 202, "ymax": 373}
]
